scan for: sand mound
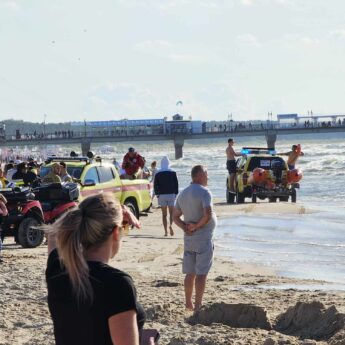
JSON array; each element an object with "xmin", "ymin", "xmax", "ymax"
[
  {"xmin": 189, "ymin": 303, "xmax": 272, "ymax": 330},
  {"xmin": 275, "ymin": 301, "xmax": 345, "ymax": 340}
]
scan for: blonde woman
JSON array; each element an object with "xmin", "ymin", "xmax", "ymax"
[{"xmin": 46, "ymin": 193, "xmax": 154, "ymax": 345}]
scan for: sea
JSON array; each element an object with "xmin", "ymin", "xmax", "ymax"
[{"xmin": 7, "ymin": 132, "xmax": 345, "ymax": 287}]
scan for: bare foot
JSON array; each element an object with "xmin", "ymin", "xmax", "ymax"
[
  {"xmin": 185, "ymin": 302, "xmax": 194, "ymax": 311},
  {"xmin": 164, "ymin": 233, "xmax": 168, "ymax": 237},
  {"xmin": 169, "ymin": 226, "xmax": 174, "ymax": 236}
]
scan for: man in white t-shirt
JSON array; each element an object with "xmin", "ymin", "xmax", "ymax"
[
  {"xmin": 6, "ymin": 163, "xmax": 17, "ymax": 182},
  {"xmin": 173, "ymin": 165, "xmax": 217, "ymax": 311}
]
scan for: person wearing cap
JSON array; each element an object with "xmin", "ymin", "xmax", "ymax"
[
  {"xmin": 42, "ymin": 163, "xmax": 62, "ymax": 184},
  {"xmin": 122, "ymin": 147, "xmax": 145, "ymax": 180}
]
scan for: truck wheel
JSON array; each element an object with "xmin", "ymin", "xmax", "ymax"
[
  {"xmin": 236, "ymin": 189, "xmax": 245, "ymax": 204},
  {"xmin": 124, "ymin": 200, "xmax": 139, "ymax": 220},
  {"xmin": 291, "ymin": 189, "xmax": 297, "ymax": 203},
  {"xmin": 18, "ymin": 217, "xmax": 44, "ymax": 248},
  {"xmin": 143, "ymin": 203, "xmax": 152, "ymax": 213}
]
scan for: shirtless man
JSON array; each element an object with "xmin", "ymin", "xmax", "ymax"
[
  {"xmin": 278, "ymin": 144, "xmax": 304, "ymax": 170},
  {"xmin": 226, "ymin": 138, "xmax": 243, "ymax": 193}
]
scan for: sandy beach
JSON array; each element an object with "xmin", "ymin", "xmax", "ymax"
[{"xmin": 1, "ymin": 202, "xmax": 345, "ymax": 345}]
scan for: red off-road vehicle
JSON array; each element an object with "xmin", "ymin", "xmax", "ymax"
[{"xmin": 0, "ymin": 187, "xmax": 45, "ymax": 248}]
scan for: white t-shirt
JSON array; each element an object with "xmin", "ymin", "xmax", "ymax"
[{"xmin": 6, "ymin": 168, "xmax": 17, "ymax": 182}]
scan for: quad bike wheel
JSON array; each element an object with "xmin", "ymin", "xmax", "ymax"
[{"xmin": 18, "ymin": 217, "xmax": 44, "ymax": 248}]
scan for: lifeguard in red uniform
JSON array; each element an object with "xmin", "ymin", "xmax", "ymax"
[{"xmin": 122, "ymin": 147, "xmax": 145, "ymax": 179}]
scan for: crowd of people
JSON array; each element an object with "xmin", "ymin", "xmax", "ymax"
[{"xmin": 0, "ymin": 158, "xmax": 74, "ymax": 188}]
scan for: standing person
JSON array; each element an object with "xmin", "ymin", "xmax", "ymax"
[
  {"xmin": 0, "ymin": 193, "xmax": 8, "ymax": 262},
  {"xmin": 5, "ymin": 162, "xmax": 17, "ymax": 182},
  {"xmin": 122, "ymin": 147, "xmax": 145, "ymax": 180},
  {"xmin": 45, "ymin": 193, "xmax": 153, "ymax": 345},
  {"xmin": 59, "ymin": 161, "xmax": 73, "ymax": 182},
  {"xmin": 173, "ymin": 165, "xmax": 217, "ymax": 311},
  {"xmin": 278, "ymin": 144, "xmax": 304, "ymax": 170},
  {"xmin": 42, "ymin": 163, "xmax": 61, "ymax": 184},
  {"xmin": 226, "ymin": 138, "xmax": 242, "ymax": 193},
  {"xmin": 112, "ymin": 158, "xmax": 121, "ymax": 172},
  {"xmin": 154, "ymin": 156, "xmax": 178, "ymax": 237},
  {"xmin": 150, "ymin": 161, "xmax": 158, "ymax": 182},
  {"xmin": 150, "ymin": 161, "xmax": 158, "ymax": 206}
]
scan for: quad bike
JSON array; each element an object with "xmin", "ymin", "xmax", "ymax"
[
  {"xmin": 0, "ymin": 183, "xmax": 79, "ymax": 248},
  {"xmin": 0, "ymin": 187, "xmax": 45, "ymax": 248},
  {"xmin": 33, "ymin": 182, "xmax": 79, "ymax": 224}
]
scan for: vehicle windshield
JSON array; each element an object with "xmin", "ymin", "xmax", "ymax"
[
  {"xmin": 40, "ymin": 166, "xmax": 83, "ymax": 179},
  {"xmin": 247, "ymin": 157, "xmax": 286, "ymax": 171}
]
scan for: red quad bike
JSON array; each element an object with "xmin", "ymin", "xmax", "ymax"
[
  {"xmin": 33, "ymin": 182, "xmax": 79, "ymax": 227},
  {"xmin": 0, "ymin": 187, "xmax": 45, "ymax": 248}
]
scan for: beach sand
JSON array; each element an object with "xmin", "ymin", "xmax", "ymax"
[{"xmin": 1, "ymin": 203, "xmax": 345, "ymax": 345}]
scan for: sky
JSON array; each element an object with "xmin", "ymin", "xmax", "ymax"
[{"xmin": 1, "ymin": 0, "xmax": 345, "ymax": 123}]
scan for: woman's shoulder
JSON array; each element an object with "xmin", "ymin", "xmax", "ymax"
[{"xmin": 91, "ymin": 263, "xmax": 135, "ymax": 288}]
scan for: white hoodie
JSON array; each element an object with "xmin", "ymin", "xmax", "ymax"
[{"xmin": 159, "ymin": 156, "xmax": 173, "ymax": 172}]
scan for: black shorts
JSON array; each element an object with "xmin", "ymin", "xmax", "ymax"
[{"xmin": 226, "ymin": 160, "xmax": 236, "ymax": 174}]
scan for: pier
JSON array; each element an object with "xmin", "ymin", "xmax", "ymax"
[{"xmin": 1, "ymin": 125, "xmax": 345, "ymax": 159}]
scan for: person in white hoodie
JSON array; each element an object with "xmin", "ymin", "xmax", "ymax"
[{"xmin": 154, "ymin": 156, "xmax": 179, "ymax": 236}]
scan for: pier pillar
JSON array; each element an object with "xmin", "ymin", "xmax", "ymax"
[
  {"xmin": 174, "ymin": 137, "xmax": 184, "ymax": 159},
  {"xmin": 265, "ymin": 132, "xmax": 277, "ymax": 149},
  {"xmin": 81, "ymin": 138, "xmax": 92, "ymax": 156}
]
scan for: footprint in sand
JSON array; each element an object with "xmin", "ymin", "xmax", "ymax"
[
  {"xmin": 137, "ymin": 254, "xmax": 158, "ymax": 263},
  {"xmin": 172, "ymin": 244, "xmax": 184, "ymax": 255}
]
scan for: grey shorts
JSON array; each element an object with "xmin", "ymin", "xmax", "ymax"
[
  {"xmin": 157, "ymin": 194, "xmax": 176, "ymax": 207},
  {"xmin": 183, "ymin": 238, "xmax": 214, "ymax": 275}
]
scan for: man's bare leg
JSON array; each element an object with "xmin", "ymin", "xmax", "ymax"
[
  {"xmin": 168, "ymin": 206, "xmax": 174, "ymax": 236},
  {"xmin": 161, "ymin": 206, "xmax": 168, "ymax": 236},
  {"xmin": 184, "ymin": 274, "xmax": 196, "ymax": 310},
  {"xmin": 195, "ymin": 275, "xmax": 207, "ymax": 311},
  {"xmin": 230, "ymin": 173, "xmax": 235, "ymax": 192}
]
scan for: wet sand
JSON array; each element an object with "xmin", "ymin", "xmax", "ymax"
[{"xmin": 1, "ymin": 203, "xmax": 345, "ymax": 345}]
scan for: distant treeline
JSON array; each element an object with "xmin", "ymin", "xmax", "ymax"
[{"xmin": 2, "ymin": 119, "xmax": 73, "ymax": 136}]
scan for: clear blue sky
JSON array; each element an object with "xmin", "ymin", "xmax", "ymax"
[{"xmin": 1, "ymin": 0, "xmax": 345, "ymax": 123}]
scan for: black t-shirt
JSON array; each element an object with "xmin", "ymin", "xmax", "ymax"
[
  {"xmin": 23, "ymin": 171, "xmax": 37, "ymax": 186},
  {"xmin": 46, "ymin": 249, "xmax": 145, "ymax": 345}
]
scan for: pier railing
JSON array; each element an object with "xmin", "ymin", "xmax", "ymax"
[{"xmin": 4, "ymin": 121, "xmax": 345, "ymax": 142}]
